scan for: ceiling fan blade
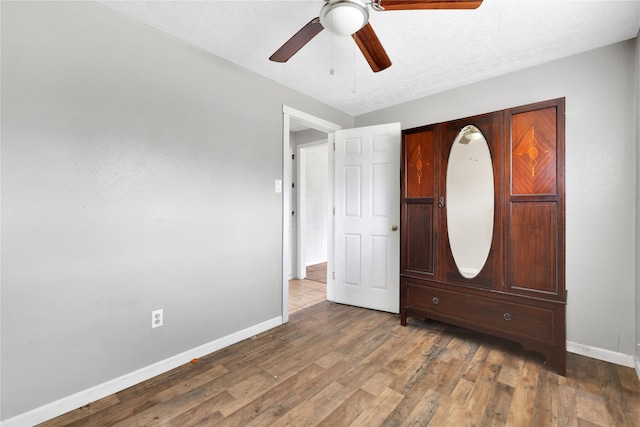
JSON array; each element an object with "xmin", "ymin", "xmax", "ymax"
[
  {"xmin": 353, "ymin": 23, "xmax": 392, "ymax": 73},
  {"xmin": 377, "ymin": 0, "xmax": 482, "ymax": 10},
  {"xmin": 269, "ymin": 18, "xmax": 324, "ymax": 63}
]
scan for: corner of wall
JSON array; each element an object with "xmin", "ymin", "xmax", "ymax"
[{"xmin": 635, "ymin": 33, "xmax": 640, "ymax": 381}]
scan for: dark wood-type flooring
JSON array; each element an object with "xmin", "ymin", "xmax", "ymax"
[{"xmin": 40, "ymin": 301, "xmax": 640, "ymax": 426}]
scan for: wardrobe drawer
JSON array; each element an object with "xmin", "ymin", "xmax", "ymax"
[{"xmin": 405, "ymin": 281, "xmax": 557, "ymax": 344}]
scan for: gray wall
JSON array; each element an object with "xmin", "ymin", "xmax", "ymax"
[
  {"xmin": 357, "ymin": 40, "xmax": 638, "ymax": 359},
  {"xmin": 0, "ymin": 1, "xmax": 352, "ymax": 419}
]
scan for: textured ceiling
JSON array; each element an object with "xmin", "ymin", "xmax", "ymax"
[{"xmin": 97, "ymin": 0, "xmax": 640, "ymax": 116}]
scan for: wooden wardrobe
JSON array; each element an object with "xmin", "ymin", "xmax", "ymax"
[{"xmin": 400, "ymin": 98, "xmax": 566, "ymax": 375}]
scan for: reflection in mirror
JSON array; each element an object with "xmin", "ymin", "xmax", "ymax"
[{"xmin": 446, "ymin": 125, "xmax": 494, "ymax": 279}]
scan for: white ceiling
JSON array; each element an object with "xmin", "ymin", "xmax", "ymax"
[{"xmin": 97, "ymin": 0, "xmax": 640, "ymax": 116}]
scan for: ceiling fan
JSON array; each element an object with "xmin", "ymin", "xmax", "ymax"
[{"xmin": 269, "ymin": 0, "xmax": 483, "ymax": 73}]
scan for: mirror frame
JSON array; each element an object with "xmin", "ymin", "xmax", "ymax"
[{"xmin": 446, "ymin": 124, "xmax": 495, "ymax": 279}]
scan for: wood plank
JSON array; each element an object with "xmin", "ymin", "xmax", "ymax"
[
  {"xmin": 36, "ymin": 394, "xmax": 120, "ymax": 427},
  {"xmin": 450, "ymin": 377, "xmax": 475, "ymax": 403},
  {"xmin": 506, "ymin": 356, "xmax": 540, "ymax": 425},
  {"xmin": 600, "ymin": 359, "xmax": 637, "ymax": 426},
  {"xmin": 349, "ymin": 387, "xmax": 405, "ymax": 426},
  {"xmin": 576, "ymin": 390, "xmax": 610, "ymax": 426},
  {"xmin": 166, "ymin": 391, "xmax": 234, "ymax": 426},
  {"xmin": 480, "ymin": 381, "xmax": 514, "ymax": 426},
  {"xmin": 360, "ymin": 368, "xmax": 398, "ymax": 396},
  {"xmin": 316, "ymin": 388, "xmax": 377, "ymax": 426},
  {"xmin": 400, "ymin": 388, "xmax": 445, "ymax": 427},
  {"xmin": 157, "ymin": 364, "xmax": 229, "ymax": 402},
  {"xmin": 426, "ymin": 395, "xmax": 465, "ymax": 426},
  {"xmin": 558, "ymin": 384, "xmax": 578, "ymax": 426},
  {"xmin": 621, "ymin": 385, "xmax": 640, "ymax": 426},
  {"xmin": 384, "ymin": 354, "xmax": 452, "ymax": 424},
  {"xmin": 222, "ymin": 363, "xmax": 327, "ymax": 426},
  {"xmin": 219, "ymin": 370, "xmax": 286, "ymax": 416},
  {"xmin": 267, "ymin": 382, "xmax": 347, "ymax": 427},
  {"xmin": 459, "ymin": 360, "xmax": 501, "ymax": 425},
  {"xmin": 531, "ymin": 366, "xmax": 560, "ymax": 425}
]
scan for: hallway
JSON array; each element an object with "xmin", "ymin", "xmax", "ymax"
[{"xmin": 289, "ymin": 262, "xmax": 326, "ymax": 314}]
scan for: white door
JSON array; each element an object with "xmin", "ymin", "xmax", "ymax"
[{"xmin": 329, "ymin": 123, "xmax": 401, "ymax": 313}]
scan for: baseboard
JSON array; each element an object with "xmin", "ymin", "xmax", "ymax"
[
  {"xmin": 635, "ymin": 358, "xmax": 640, "ymax": 381},
  {"xmin": 567, "ymin": 341, "xmax": 636, "ymax": 368},
  {"xmin": 1, "ymin": 316, "xmax": 283, "ymax": 427}
]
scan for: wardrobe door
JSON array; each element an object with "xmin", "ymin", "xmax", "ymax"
[
  {"xmin": 401, "ymin": 125, "xmax": 438, "ymax": 279},
  {"xmin": 505, "ymin": 98, "xmax": 565, "ymax": 301},
  {"xmin": 438, "ymin": 112, "xmax": 504, "ymax": 289}
]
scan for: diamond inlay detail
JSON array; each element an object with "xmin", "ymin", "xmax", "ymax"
[{"xmin": 516, "ymin": 127, "xmax": 548, "ymax": 177}]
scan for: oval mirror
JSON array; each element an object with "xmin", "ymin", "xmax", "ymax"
[{"xmin": 446, "ymin": 125, "xmax": 494, "ymax": 279}]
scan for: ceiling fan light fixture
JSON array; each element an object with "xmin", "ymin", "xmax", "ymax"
[{"xmin": 320, "ymin": 0, "xmax": 369, "ymax": 36}]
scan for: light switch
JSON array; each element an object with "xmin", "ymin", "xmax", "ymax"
[{"xmin": 275, "ymin": 179, "xmax": 282, "ymax": 193}]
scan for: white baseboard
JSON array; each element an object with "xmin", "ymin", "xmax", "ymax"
[
  {"xmin": 635, "ymin": 358, "xmax": 640, "ymax": 381},
  {"xmin": 567, "ymin": 341, "xmax": 636, "ymax": 368},
  {"xmin": 1, "ymin": 316, "xmax": 283, "ymax": 427}
]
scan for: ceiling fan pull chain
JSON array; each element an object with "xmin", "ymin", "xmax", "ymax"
[{"xmin": 330, "ymin": 12, "xmax": 335, "ymax": 75}]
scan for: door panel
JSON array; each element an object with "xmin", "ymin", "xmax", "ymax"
[
  {"xmin": 331, "ymin": 123, "xmax": 401, "ymax": 313},
  {"xmin": 345, "ymin": 234, "xmax": 362, "ymax": 285},
  {"xmin": 401, "ymin": 125, "xmax": 437, "ymax": 279},
  {"xmin": 506, "ymin": 100, "xmax": 565, "ymax": 299}
]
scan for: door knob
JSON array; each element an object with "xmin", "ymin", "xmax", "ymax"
[{"xmin": 391, "ymin": 225, "xmax": 398, "ymax": 231}]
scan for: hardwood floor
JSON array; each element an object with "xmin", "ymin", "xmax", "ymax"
[{"xmin": 39, "ymin": 301, "xmax": 640, "ymax": 426}]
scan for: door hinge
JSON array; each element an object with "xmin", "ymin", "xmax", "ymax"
[
  {"xmin": 333, "ymin": 207, "xmax": 335, "ymax": 215},
  {"xmin": 292, "ymin": 182, "xmax": 295, "ymax": 188},
  {"xmin": 333, "ymin": 142, "xmax": 336, "ymax": 151},
  {"xmin": 332, "ymin": 272, "xmax": 335, "ymax": 280},
  {"xmin": 292, "ymin": 154, "xmax": 295, "ymax": 160}
]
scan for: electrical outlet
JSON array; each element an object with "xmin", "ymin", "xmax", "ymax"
[{"xmin": 152, "ymin": 309, "xmax": 163, "ymax": 328}]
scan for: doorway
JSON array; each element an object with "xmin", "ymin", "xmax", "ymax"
[
  {"xmin": 281, "ymin": 106, "xmax": 341, "ymax": 323},
  {"xmin": 290, "ymin": 141, "xmax": 329, "ymax": 314}
]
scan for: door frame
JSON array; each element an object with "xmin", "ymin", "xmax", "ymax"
[{"xmin": 282, "ymin": 106, "xmax": 341, "ymax": 323}]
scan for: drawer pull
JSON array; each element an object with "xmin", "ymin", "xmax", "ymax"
[
  {"xmin": 503, "ymin": 313, "xmax": 512, "ymax": 322},
  {"xmin": 432, "ymin": 297, "xmax": 439, "ymax": 305}
]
